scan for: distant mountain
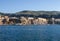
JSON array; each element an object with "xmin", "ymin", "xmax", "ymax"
[
  {"xmin": 0, "ymin": 12, "xmax": 4, "ymax": 15},
  {"xmin": 15, "ymin": 10, "xmax": 60, "ymax": 18},
  {"xmin": 1, "ymin": 10, "xmax": 60, "ymax": 18},
  {"xmin": 16, "ymin": 10, "xmax": 60, "ymax": 15}
]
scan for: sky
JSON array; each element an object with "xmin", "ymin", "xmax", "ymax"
[{"xmin": 0, "ymin": 0, "xmax": 60, "ymax": 13}]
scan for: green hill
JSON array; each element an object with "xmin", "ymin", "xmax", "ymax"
[{"xmin": 1, "ymin": 10, "xmax": 60, "ymax": 18}]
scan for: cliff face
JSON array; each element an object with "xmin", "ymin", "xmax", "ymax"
[{"xmin": 0, "ymin": 10, "xmax": 60, "ymax": 25}]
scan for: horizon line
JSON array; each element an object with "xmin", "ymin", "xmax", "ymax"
[{"xmin": 1, "ymin": 10, "xmax": 60, "ymax": 13}]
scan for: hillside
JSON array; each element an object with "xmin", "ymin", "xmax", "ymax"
[
  {"xmin": 16, "ymin": 10, "xmax": 60, "ymax": 18},
  {"xmin": 0, "ymin": 10, "xmax": 60, "ymax": 18},
  {"xmin": 16, "ymin": 10, "xmax": 60, "ymax": 15}
]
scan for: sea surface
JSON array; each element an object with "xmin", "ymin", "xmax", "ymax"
[{"xmin": 0, "ymin": 24, "xmax": 60, "ymax": 41}]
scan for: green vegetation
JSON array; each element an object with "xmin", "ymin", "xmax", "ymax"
[{"xmin": 0, "ymin": 10, "xmax": 60, "ymax": 18}]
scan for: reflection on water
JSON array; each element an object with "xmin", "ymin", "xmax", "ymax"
[{"xmin": 0, "ymin": 25, "xmax": 60, "ymax": 41}]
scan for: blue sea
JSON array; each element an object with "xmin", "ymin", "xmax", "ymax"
[{"xmin": 0, "ymin": 24, "xmax": 60, "ymax": 41}]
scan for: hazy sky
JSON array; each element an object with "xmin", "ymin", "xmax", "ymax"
[{"xmin": 0, "ymin": 0, "xmax": 60, "ymax": 13}]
